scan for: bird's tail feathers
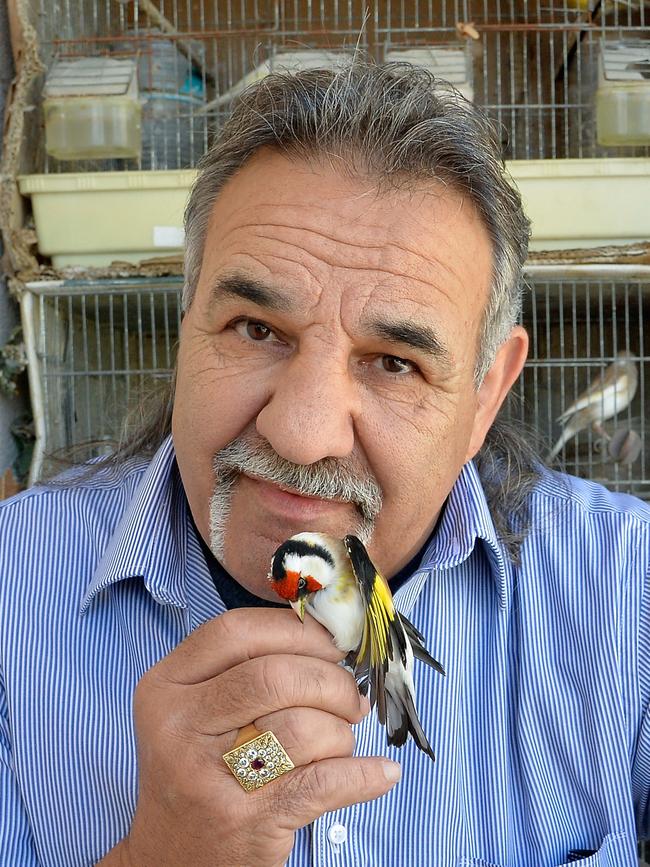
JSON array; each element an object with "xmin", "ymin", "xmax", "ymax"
[
  {"xmin": 547, "ymin": 410, "xmax": 590, "ymax": 461},
  {"xmin": 357, "ymin": 675, "xmax": 369, "ymax": 696},
  {"xmin": 385, "ymin": 680, "xmax": 435, "ymax": 761},
  {"xmin": 385, "ymin": 690, "xmax": 409, "ymax": 747},
  {"xmin": 374, "ymin": 659, "xmax": 388, "ymax": 728},
  {"xmin": 399, "ymin": 613, "xmax": 445, "ymax": 676},
  {"xmin": 556, "ymin": 405, "xmax": 580, "ymax": 425},
  {"xmin": 352, "ymin": 651, "xmax": 389, "ymax": 725},
  {"xmin": 547, "ymin": 434, "xmax": 568, "ymax": 462}
]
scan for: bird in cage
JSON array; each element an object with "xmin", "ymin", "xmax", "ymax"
[
  {"xmin": 562, "ymin": 0, "xmax": 650, "ymax": 10},
  {"xmin": 547, "ymin": 351, "xmax": 638, "ymax": 461},
  {"xmin": 268, "ymin": 532, "xmax": 445, "ymax": 760}
]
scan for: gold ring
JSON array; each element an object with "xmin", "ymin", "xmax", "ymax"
[{"xmin": 222, "ymin": 725, "xmax": 295, "ymax": 792}]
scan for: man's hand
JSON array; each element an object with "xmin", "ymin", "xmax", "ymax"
[{"xmin": 100, "ymin": 608, "xmax": 400, "ymax": 867}]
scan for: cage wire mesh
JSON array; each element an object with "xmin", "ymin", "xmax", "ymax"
[
  {"xmin": 21, "ymin": 270, "xmax": 650, "ymax": 499},
  {"xmin": 27, "ymin": 0, "xmax": 650, "ymax": 172},
  {"xmin": 16, "ymin": 4, "xmax": 650, "ymax": 517},
  {"xmin": 513, "ymin": 267, "xmax": 649, "ymax": 501},
  {"xmin": 21, "ymin": 278, "xmax": 182, "ymax": 480}
]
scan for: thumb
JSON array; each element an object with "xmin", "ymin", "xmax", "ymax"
[{"xmin": 261, "ymin": 756, "xmax": 401, "ymax": 830}]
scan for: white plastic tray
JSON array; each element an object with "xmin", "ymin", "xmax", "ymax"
[
  {"xmin": 18, "ymin": 170, "xmax": 195, "ymax": 266},
  {"xmin": 18, "ymin": 158, "xmax": 650, "ymax": 267}
]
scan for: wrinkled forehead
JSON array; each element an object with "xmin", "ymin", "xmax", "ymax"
[
  {"xmin": 206, "ymin": 148, "xmax": 491, "ymax": 243},
  {"xmin": 198, "ymin": 150, "xmax": 494, "ymax": 318}
]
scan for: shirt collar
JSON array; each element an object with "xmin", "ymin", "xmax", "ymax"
[
  {"xmin": 419, "ymin": 460, "xmax": 511, "ymax": 610},
  {"xmin": 80, "ymin": 435, "xmax": 190, "ymax": 614}
]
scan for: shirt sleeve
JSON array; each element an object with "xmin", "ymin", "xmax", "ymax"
[
  {"xmin": 0, "ymin": 673, "xmax": 41, "ymax": 866},
  {"xmin": 632, "ymin": 561, "xmax": 650, "ymax": 840}
]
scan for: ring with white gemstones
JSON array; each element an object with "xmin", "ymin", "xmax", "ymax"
[{"xmin": 222, "ymin": 725, "xmax": 295, "ymax": 792}]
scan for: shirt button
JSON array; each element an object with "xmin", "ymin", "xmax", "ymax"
[{"xmin": 328, "ymin": 823, "xmax": 348, "ymax": 845}]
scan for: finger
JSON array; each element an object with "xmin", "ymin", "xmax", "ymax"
[
  {"xmin": 258, "ymin": 757, "xmax": 401, "ymax": 829},
  {"xmin": 248, "ymin": 707, "xmax": 356, "ymax": 766},
  {"xmin": 233, "ymin": 723, "xmax": 261, "ymax": 748},
  {"xmin": 192, "ymin": 653, "xmax": 366, "ymax": 734},
  {"xmin": 156, "ymin": 608, "xmax": 344, "ymax": 684}
]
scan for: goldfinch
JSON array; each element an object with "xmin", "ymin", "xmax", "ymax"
[
  {"xmin": 548, "ymin": 352, "xmax": 638, "ymax": 461},
  {"xmin": 269, "ymin": 532, "xmax": 445, "ymax": 760}
]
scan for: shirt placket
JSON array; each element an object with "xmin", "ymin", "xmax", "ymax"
[
  {"xmin": 305, "ymin": 570, "xmax": 435, "ymax": 867},
  {"xmin": 456, "ymin": 547, "xmax": 513, "ymax": 865}
]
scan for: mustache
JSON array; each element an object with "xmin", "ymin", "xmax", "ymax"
[{"xmin": 212, "ymin": 432, "xmax": 383, "ymax": 523}]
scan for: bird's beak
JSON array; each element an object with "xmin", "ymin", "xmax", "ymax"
[{"xmin": 296, "ymin": 597, "xmax": 306, "ymax": 623}]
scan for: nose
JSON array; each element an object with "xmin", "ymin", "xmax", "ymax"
[{"xmin": 255, "ymin": 353, "xmax": 356, "ymax": 464}]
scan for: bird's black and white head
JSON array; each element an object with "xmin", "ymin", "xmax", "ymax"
[{"xmin": 268, "ymin": 533, "xmax": 339, "ymax": 620}]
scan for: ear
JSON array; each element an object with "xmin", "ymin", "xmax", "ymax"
[{"xmin": 465, "ymin": 325, "xmax": 529, "ymax": 462}]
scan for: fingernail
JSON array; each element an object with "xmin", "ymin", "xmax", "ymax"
[
  {"xmin": 382, "ymin": 761, "xmax": 401, "ymax": 784},
  {"xmin": 359, "ymin": 694, "xmax": 371, "ymax": 715}
]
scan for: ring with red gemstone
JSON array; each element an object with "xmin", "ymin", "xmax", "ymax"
[{"xmin": 222, "ymin": 730, "xmax": 295, "ymax": 792}]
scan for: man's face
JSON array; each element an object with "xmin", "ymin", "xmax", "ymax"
[{"xmin": 173, "ymin": 150, "xmax": 515, "ymax": 598}]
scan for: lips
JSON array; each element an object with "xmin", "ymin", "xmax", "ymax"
[{"xmin": 242, "ymin": 474, "xmax": 352, "ymax": 522}]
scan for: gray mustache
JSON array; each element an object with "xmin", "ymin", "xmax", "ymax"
[{"xmin": 212, "ymin": 434, "xmax": 383, "ymax": 523}]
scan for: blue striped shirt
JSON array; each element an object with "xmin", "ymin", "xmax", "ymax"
[{"xmin": 1, "ymin": 435, "xmax": 649, "ymax": 866}]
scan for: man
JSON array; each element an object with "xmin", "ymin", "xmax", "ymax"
[{"xmin": 1, "ymin": 62, "xmax": 648, "ymax": 867}]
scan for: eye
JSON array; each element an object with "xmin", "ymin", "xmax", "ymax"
[
  {"xmin": 376, "ymin": 355, "xmax": 417, "ymax": 375},
  {"xmin": 297, "ymin": 576, "xmax": 307, "ymax": 591},
  {"xmin": 233, "ymin": 319, "xmax": 281, "ymax": 343}
]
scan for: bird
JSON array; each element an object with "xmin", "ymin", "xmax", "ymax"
[
  {"xmin": 268, "ymin": 532, "xmax": 445, "ymax": 760},
  {"xmin": 548, "ymin": 352, "xmax": 638, "ymax": 462},
  {"xmin": 561, "ymin": 0, "xmax": 648, "ymax": 10}
]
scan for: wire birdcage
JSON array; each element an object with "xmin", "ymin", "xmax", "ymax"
[
  {"xmin": 515, "ymin": 265, "xmax": 649, "ymax": 500},
  {"xmin": 21, "ymin": 277, "xmax": 182, "ymax": 481},
  {"xmin": 14, "ymin": 5, "xmax": 650, "ymax": 508},
  {"xmin": 26, "ymin": 0, "xmax": 649, "ymax": 172}
]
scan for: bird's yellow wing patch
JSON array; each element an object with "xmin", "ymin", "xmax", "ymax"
[
  {"xmin": 358, "ymin": 573, "xmax": 394, "ymax": 667},
  {"xmin": 343, "ymin": 534, "xmax": 395, "ymax": 670}
]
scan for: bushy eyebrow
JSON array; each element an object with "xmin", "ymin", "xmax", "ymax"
[
  {"xmin": 209, "ymin": 274, "xmax": 294, "ymax": 312},
  {"xmin": 365, "ymin": 320, "xmax": 453, "ymax": 367},
  {"xmin": 210, "ymin": 272, "xmax": 453, "ymax": 366}
]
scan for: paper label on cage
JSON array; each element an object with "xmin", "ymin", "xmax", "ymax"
[{"xmin": 153, "ymin": 226, "xmax": 185, "ymax": 248}]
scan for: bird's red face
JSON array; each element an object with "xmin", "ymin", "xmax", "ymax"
[{"xmin": 271, "ymin": 570, "xmax": 323, "ymax": 603}]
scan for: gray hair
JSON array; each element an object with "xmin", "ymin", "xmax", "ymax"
[{"xmin": 183, "ymin": 60, "xmax": 531, "ymax": 383}]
